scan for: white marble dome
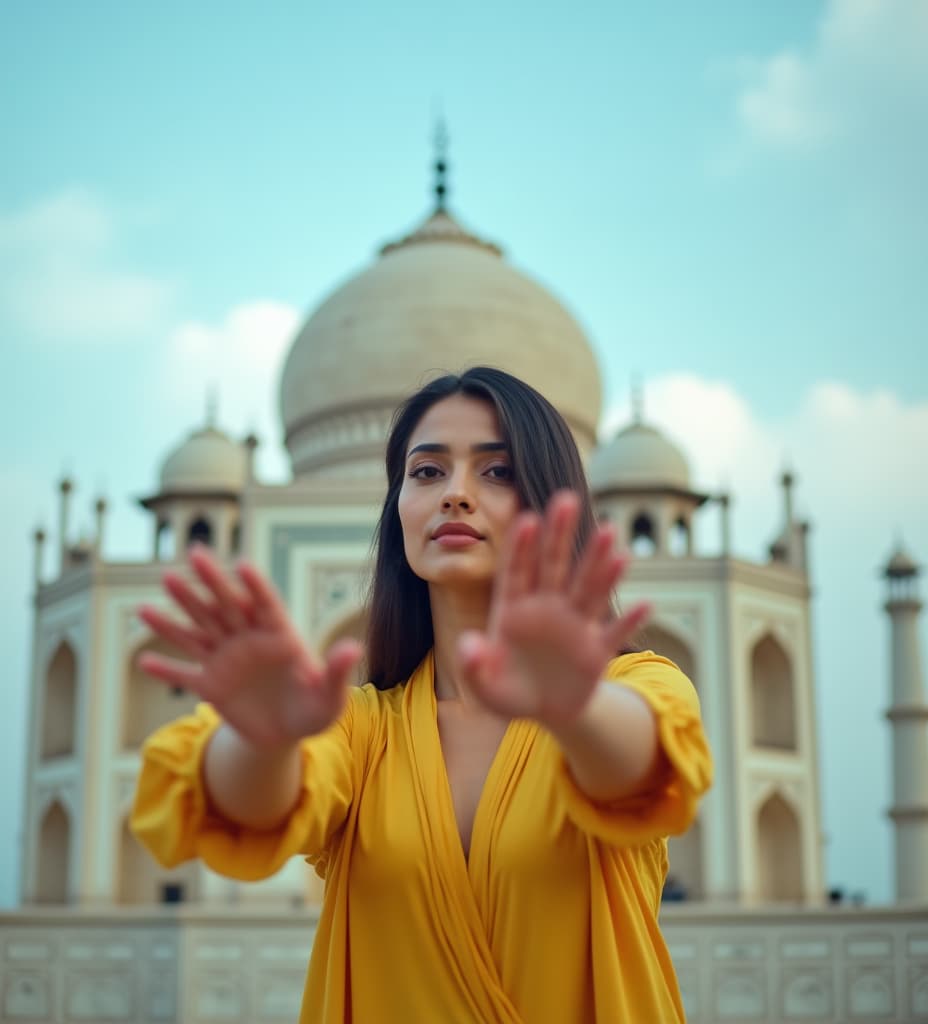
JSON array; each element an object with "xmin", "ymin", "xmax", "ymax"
[
  {"xmin": 278, "ymin": 209, "xmax": 602, "ymax": 477},
  {"xmin": 159, "ymin": 425, "xmax": 247, "ymax": 494},
  {"xmin": 589, "ymin": 420, "xmax": 691, "ymax": 493}
]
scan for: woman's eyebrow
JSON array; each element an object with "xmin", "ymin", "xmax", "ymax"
[{"xmin": 406, "ymin": 441, "xmax": 507, "ymax": 459}]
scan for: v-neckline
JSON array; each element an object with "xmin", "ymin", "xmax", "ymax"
[
  {"xmin": 405, "ymin": 651, "xmax": 538, "ymax": 885},
  {"xmin": 434, "ymin": 696, "xmax": 514, "ymax": 871},
  {"xmin": 411, "ymin": 651, "xmax": 512, "ymax": 873}
]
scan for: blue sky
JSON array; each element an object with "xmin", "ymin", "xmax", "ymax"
[{"xmin": 2, "ymin": 0, "xmax": 926, "ymax": 906}]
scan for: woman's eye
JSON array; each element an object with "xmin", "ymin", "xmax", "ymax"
[
  {"xmin": 486, "ymin": 464, "xmax": 513, "ymax": 481},
  {"xmin": 410, "ymin": 465, "xmax": 442, "ymax": 480}
]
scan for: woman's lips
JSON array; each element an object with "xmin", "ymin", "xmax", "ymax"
[{"xmin": 433, "ymin": 533, "xmax": 482, "ymax": 548}]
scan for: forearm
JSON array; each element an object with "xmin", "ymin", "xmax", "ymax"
[
  {"xmin": 203, "ymin": 723, "xmax": 303, "ymax": 831},
  {"xmin": 548, "ymin": 681, "xmax": 666, "ymax": 803}
]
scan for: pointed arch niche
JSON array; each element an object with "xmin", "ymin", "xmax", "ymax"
[
  {"xmin": 41, "ymin": 641, "xmax": 78, "ymax": 759},
  {"xmin": 36, "ymin": 800, "xmax": 70, "ymax": 903},
  {"xmin": 186, "ymin": 516, "xmax": 213, "ymax": 548},
  {"xmin": 117, "ymin": 816, "xmax": 199, "ymax": 905},
  {"xmin": 630, "ymin": 511, "xmax": 656, "ymax": 557},
  {"xmin": 124, "ymin": 638, "xmax": 199, "ymax": 749},
  {"xmin": 757, "ymin": 792, "xmax": 803, "ymax": 902},
  {"xmin": 751, "ymin": 633, "xmax": 797, "ymax": 750}
]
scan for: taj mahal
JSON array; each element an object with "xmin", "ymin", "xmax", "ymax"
[{"xmin": 2, "ymin": 153, "xmax": 927, "ymax": 1023}]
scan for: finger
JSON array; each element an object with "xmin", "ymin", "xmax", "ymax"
[
  {"xmin": 457, "ymin": 632, "xmax": 512, "ymax": 713},
  {"xmin": 163, "ymin": 571, "xmax": 227, "ymax": 639},
  {"xmin": 137, "ymin": 651, "xmax": 207, "ymax": 693},
  {"xmin": 538, "ymin": 491, "xmax": 580, "ymax": 592},
  {"xmin": 323, "ymin": 638, "xmax": 364, "ymax": 690},
  {"xmin": 604, "ymin": 601, "xmax": 652, "ymax": 652},
  {"xmin": 234, "ymin": 561, "xmax": 290, "ymax": 631},
  {"xmin": 188, "ymin": 544, "xmax": 250, "ymax": 632},
  {"xmin": 498, "ymin": 513, "xmax": 541, "ymax": 605},
  {"xmin": 578, "ymin": 551, "xmax": 631, "ymax": 620},
  {"xmin": 569, "ymin": 527, "xmax": 624, "ymax": 615},
  {"xmin": 137, "ymin": 605, "xmax": 215, "ymax": 660}
]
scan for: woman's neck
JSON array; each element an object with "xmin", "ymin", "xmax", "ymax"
[{"xmin": 429, "ymin": 584, "xmax": 492, "ymax": 702}]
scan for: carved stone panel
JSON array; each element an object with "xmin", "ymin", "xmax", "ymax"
[
  {"xmin": 3, "ymin": 972, "xmax": 51, "ymax": 1019},
  {"xmin": 715, "ymin": 967, "xmax": 766, "ymax": 1018},
  {"xmin": 847, "ymin": 966, "xmax": 894, "ymax": 1017},
  {"xmin": 194, "ymin": 970, "xmax": 246, "ymax": 1020},
  {"xmin": 782, "ymin": 969, "xmax": 832, "ymax": 1018},
  {"xmin": 145, "ymin": 968, "xmax": 177, "ymax": 1021},
  {"xmin": 908, "ymin": 966, "xmax": 928, "ymax": 1019},
  {"xmin": 256, "ymin": 971, "xmax": 305, "ymax": 1020},
  {"xmin": 64, "ymin": 969, "xmax": 132, "ymax": 1020}
]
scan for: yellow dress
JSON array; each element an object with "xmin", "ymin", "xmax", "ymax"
[{"xmin": 132, "ymin": 651, "xmax": 712, "ymax": 1023}]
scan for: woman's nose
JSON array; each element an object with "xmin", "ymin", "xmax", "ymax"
[
  {"xmin": 441, "ymin": 474, "xmax": 474, "ymax": 510},
  {"xmin": 441, "ymin": 490, "xmax": 473, "ymax": 510}
]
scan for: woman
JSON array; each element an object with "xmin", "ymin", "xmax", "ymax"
[{"xmin": 131, "ymin": 366, "xmax": 712, "ymax": 1022}]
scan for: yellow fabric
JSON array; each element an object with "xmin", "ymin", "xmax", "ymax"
[{"xmin": 131, "ymin": 650, "xmax": 712, "ymax": 1023}]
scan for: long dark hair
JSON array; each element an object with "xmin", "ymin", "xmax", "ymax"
[{"xmin": 365, "ymin": 366, "xmax": 600, "ymax": 689}]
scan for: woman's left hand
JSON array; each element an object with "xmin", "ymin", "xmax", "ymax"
[{"xmin": 457, "ymin": 490, "xmax": 650, "ymax": 729}]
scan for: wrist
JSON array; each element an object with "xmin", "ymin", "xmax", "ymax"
[{"xmin": 543, "ymin": 680, "xmax": 605, "ymax": 746}]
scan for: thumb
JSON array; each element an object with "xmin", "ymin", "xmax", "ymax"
[
  {"xmin": 605, "ymin": 601, "xmax": 651, "ymax": 653},
  {"xmin": 324, "ymin": 638, "xmax": 364, "ymax": 689},
  {"xmin": 457, "ymin": 631, "xmax": 510, "ymax": 711},
  {"xmin": 458, "ymin": 629, "xmax": 490, "ymax": 686}
]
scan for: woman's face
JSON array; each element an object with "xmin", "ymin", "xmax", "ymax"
[{"xmin": 398, "ymin": 394, "xmax": 520, "ymax": 589}]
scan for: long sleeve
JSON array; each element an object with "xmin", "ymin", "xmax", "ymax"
[
  {"xmin": 130, "ymin": 691, "xmax": 362, "ymax": 882},
  {"xmin": 553, "ymin": 651, "xmax": 713, "ymax": 847}
]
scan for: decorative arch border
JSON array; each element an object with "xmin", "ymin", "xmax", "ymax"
[
  {"xmin": 39, "ymin": 629, "xmax": 81, "ymax": 680},
  {"xmin": 749, "ymin": 780, "xmax": 804, "ymax": 819},
  {"xmin": 743, "ymin": 619, "xmax": 798, "ymax": 665},
  {"xmin": 647, "ymin": 612, "xmax": 700, "ymax": 651},
  {"xmin": 35, "ymin": 786, "xmax": 78, "ymax": 827}
]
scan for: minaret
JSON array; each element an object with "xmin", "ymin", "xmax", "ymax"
[
  {"xmin": 883, "ymin": 544, "xmax": 928, "ymax": 901},
  {"xmin": 769, "ymin": 469, "xmax": 810, "ymax": 571},
  {"xmin": 58, "ymin": 476, "xmax": 73, "ymax": 574}
]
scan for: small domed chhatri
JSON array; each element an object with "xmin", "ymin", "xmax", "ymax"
[
  {"xmin": 884, "ymin": 545, "xmax": 920, "ymax": 579},
  {"xmin": 159, "ymin": 424, "xmax": 248, "ymax": 495},
  {"xmin": 589, "ymin": 420, "xmax": 691, "ymax": 494}
]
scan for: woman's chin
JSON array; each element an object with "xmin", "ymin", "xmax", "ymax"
[{"xmin": 419, "ymin": 561, "xmax": 496, "ymax": 589}]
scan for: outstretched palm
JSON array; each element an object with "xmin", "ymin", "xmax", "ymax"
[
  {"xmin": 137, "ymin": 546, "xmax": 361, "ymax": 748},
  {"xmin": 457, "ymin": 491, "xmax": 650, "ymax": 729}
]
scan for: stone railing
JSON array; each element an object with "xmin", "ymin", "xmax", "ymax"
[
  {"xmin": 0, "ymin": 904, "xmax": 926, "ymax": 1022},
  {"xmin": 660, "ymin": 903, "xmax": 928, "ymax": 1022}
]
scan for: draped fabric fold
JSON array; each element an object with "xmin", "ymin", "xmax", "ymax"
[{"xmin": 405, "ymin": 652, "xmax": 527, "ymax": 1023}]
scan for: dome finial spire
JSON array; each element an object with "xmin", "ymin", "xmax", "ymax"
[
  {"xmin": 433, "ymin": 116, "xmax": 449, "ymax": 212},
  {"xmin": 631, "ymin": 374, "xmax": 644, "ymax": 424},
  {"xmin": 206, "ymin": 385, "xmax": 218, "ymax": 428}
]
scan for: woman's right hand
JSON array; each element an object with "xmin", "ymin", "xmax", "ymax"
[{"xmin": 137, "ymin": 544, "xmax": 362, "ymax": 749}]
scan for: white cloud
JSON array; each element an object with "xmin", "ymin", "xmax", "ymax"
[
  {"xmin": 0, "ymin": 189, "xmax": 173, "ymax": 340},
  {"xmin": 737, "ymin": 52, "xmax": 832, "ymax": 149},
  {"xmin": 162, "ymin": 301, "xmax": 303, "ymax": 481},
  {"xmin": 730, "ymin": 0, "xmax": 928, "ymax": 153}
]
